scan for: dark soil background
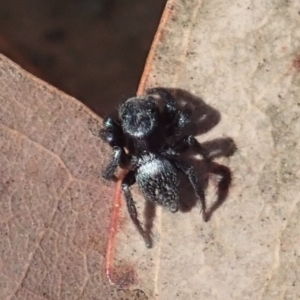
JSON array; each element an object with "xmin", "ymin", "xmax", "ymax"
[{"xmin": 0, "ymin": 0, "xmax": 166, "ymax": 116}]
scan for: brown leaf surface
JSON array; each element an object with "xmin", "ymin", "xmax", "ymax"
[
  {"xmin": 0, "ymin": 55, "xmax": 148, "ymax": 300},
  {"xmin": 109, "ymin": 0, "xmax": 300, "ymax": 299}
]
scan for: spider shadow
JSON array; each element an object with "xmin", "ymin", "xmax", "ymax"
[
  {"xmin": 178, "ymin": 157, "xmax": 232, "ymax": 221},
  {"xmin": 167, "ymin": 88, "xmax": 221, "ymax": 136},
  {"xmin": 143, "ymin": 88, "xmax": 236, "ymax": 243}
]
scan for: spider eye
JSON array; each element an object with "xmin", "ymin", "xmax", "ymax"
[{"xmin": 121, "ymin": 112, "xmax": 127, "ymax": 120}]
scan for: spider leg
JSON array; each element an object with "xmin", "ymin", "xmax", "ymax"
[
  {"xmin": 100, "ymin": 117, "xmax": 124, "ymax": 147},
  {"xmin": 146, "ymin": 87, "xmax": 177, "ymax": 115},
  {"xmin": 122, "ymin": 171, "xmax": 152, "ymax": 248},
  {"xmin": 147, "ymin": 87, "xmax": 192, "ymax": 137},
  {"xmin": 173, "ymin": 159, "xmax": 207, "ymax": 221},
  {"xmin": 204, "ymin": 162, "xmax": 232, "ymax": 221},
  {"xmin": 100, "ymin": 117, "xmax": 130, "ymax": 180},
  {"xmin": 102, "ymin": 146, "xmax": 129, "ymax": 180},
  {"xmin": 173, "ymin": 135, "xmax": 209, "ymax": 159}
]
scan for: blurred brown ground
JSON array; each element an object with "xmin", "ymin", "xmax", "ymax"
[{"xmin": 0, "ymin": 0, "xmax": 166, "ymax": 116}]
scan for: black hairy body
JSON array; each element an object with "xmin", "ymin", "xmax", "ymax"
[{"xmin": 100, "ymin": 88, "xmax": 209, "ymax": 248}]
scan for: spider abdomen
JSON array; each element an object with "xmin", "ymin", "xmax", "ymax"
[{"xmin": 136, "ymin": 155, "xmax": 179, "ymax": 212}]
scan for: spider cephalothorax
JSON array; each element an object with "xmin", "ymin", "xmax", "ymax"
[
  {"xmin": 119, "ymin": 97, "xmax": 160, "ymax": 139},
  {"xmin": 100, "ymin": 88, "xmax": 210, "ymax": 248}
]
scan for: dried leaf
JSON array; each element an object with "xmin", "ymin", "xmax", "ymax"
[
  {"xmin": 0, "ymin": 55, "xmax": 147, "ymax": 300},
  {"xmin": 109, "ymin": 0, "xmax": 300, "ymax": 299}
]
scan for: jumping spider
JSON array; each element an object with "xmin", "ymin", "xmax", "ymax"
[{"xmin": 100, "ymin": 88, "xmax": 210, "ymax": 248}]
